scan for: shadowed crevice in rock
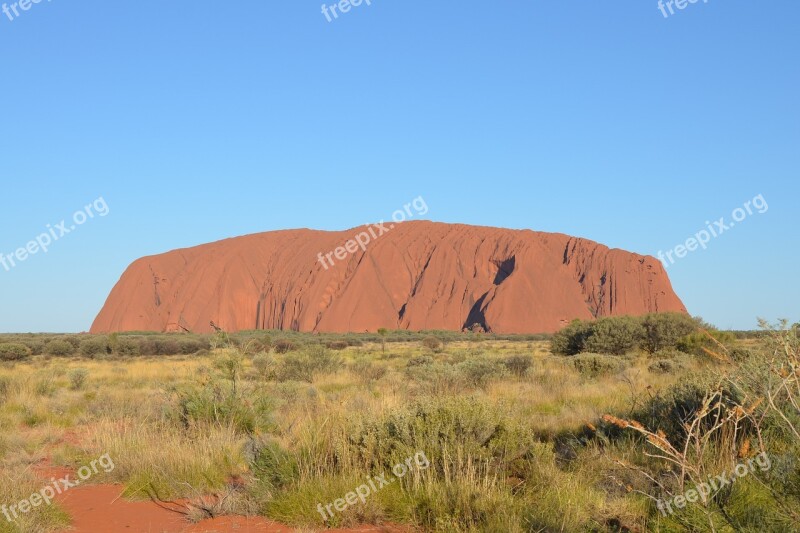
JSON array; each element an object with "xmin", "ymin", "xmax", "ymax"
[
  {"xmin": 463, "ymin": 293, "xmax": 490, "ymax": 332},
  {"xmin": 492, "ymin": 256, "xmax": 516, "ymax": 285}
]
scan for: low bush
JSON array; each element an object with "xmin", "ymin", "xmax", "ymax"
[
  {"xmin": 677, "ymin": 329, "xmax": 736, "ymax": 357},
  {"xmin": 350, "ymin": 359, "xmax": 387, "ymax": 384},
  {"xmin": 551, "ymin": 320, "xmax": 594, "ymax": 355},
  {"xmin": 422, "ymin": 336, "xmax": 444, "ymax": 353},
  {"xmin": 170, "ymin": 380, "xmax": 274, "ymax": 434},
  {"xmin": 640, "ymin": 312, "xmax": 698, "ymax": 353},
  {"xmin": 456, "ymin": 358, "xmax": 506, "ymax": 388},
  {"xmin": 570, "ymin": 353, "xmax": 625, "ymax": 378},
  {"xmin": 583, "ymin": 316, "xmax": 644, "ymax": 355},
  {"xmin": 23, "ymin": 340, "xmax": 45, "ymax": 355},
  {"xmin": 247, "ymin": 438, "xmax": 298, "ymax": 493},
  {"xmin": 79, "ymin": 337, "xmax": 109, "ymax": 357},
  {"xmin": 730, "ymin": 347, "xmax": 755, "ymax": 361},
  {"xmin": 278, "ymin": 346, "xmax": 341, "ymax": 383},
  {"xmin": 347, "ymin": 396, "xmax": 535, "ymax": 475},
  {"xmin": 552, "ymin": 313, "xmax": 702, "ymax": 356},
  {"xmin": 273, "ymin": 339, "xmax": 297, "ymax": 354},
  {"xmin": 178, "ymin": 339, "xmax": 207, "ymax": 355},
  {"xmin": 406, "ymin": 361, "xmax": 465, "ymax": 395},
  {"xmin": 44, "ymin": 339, "xmax": 75, "ymax": 356},
  {"xmin": 63, "ymin": 336, "xmax": 81, "ymax": 350},
  {"xmin": 407, "ymin": 355, "xmax": 435, "ymax": 368},
  {"xmin": 156, "ymin": 339, "xmax": 182, "ymax": 355},
  {"xmin": 630, "ymin": 376, "xmax": 743, "ymax": 445},
  {"xmin": 252, "ymin": 353, "xmax": 278, "ymax": 381},
  {"xmin": 0, "ymin": 343, "xmax": 31, "ymax": 361},
  {"xmin": 69, "ymin": 368, "xmax": 89, "ymax": 390},
  {"xmin": 325, "ymin": 340, "xmax": 349, "ymax": 350},
  {"xmin": 0, "ymin": 375, "xmax": 10, "ymax": 402},
  {"xmin": 137, "ymin": 337, "xmax": 200, "ymax": 356},
  {"xmin": 115, "ymin": 338, "xmax": 141, "ymax": 356},
  {"xmin": 647, "ymin": 359, "xmax": 683, "ymax": 374},
  {"xmin": 503, "ymin": 354, "xmax": 533, "ymax": 378}
]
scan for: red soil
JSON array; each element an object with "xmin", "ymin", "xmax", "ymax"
[
  {"xmin": 91, "ymin": 221, "xmax": 686, "ymax": 334},
  {"xmin": 53, "ymin": 483, "xmax": 406, "ymax": 532}
]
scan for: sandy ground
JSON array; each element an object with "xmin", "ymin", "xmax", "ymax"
[{"xmin": 32, "ymin": 458, "xmax": 406, "ymax": 532}]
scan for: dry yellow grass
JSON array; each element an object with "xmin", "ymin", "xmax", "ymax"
[{"xmin": 0, "ymin": 339, "xmax": 709, "ymax": 532}]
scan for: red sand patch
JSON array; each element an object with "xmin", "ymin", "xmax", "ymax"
[
  {"xmin": 55, "ymin": 484, "xmax": 291, "ymax": 532},
  {"xmin": 54, "ymin": 483, "xmax": 410, "ymax": 532}
]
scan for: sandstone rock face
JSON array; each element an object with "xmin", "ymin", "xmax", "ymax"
[{"xmin": 90, "ymin": 221, "xmax": 687, "ymax": 334}]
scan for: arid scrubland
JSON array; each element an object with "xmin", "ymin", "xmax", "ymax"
[{"xmin": 0, "ymin": 317, "xmax": 798, "ymax": 532}]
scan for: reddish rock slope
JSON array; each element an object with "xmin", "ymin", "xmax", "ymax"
[{"xmin": 91, "ymin": 221, "xmax": 687, "ymax": 334}]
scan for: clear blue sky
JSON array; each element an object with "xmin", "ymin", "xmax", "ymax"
[{"xmin": 0, "ymin": 1, "xmax": 797, "ymax": 332}]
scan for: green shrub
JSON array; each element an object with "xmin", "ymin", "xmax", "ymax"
[
  {"xmin": 347, "ymin": 396, "xmax": 535, "ymax": 475},
  {"xmin": 730, "ymin": 347, "xmax": 754, "ymax": 362},
  {"xmin": 640, "ymin": 313, "xmax": 698, "ymax": 353},
  {"xmin": 422, "ymin": 336, "xmax": 444, "ymax": 353},
  {"xmin": 115, "ymin": 338, "xmax": 141, "ymax": 356},
  {"xmin": 213, "ymin": 350, "xmax": 244, "ymax": 393},
  {"xmin": 407, "ymin": 355, "xmax": 435, "ymax": 368},
  {"xmin": 35, "ymin": 374, "xmax": 57, "ymax": 396},
  {"xmin": 171, "ymin": 381, "xmax": 273, "ymax": 434},
  {"xmin": 138, "ymin": 339, "xmax": 158, "ymax": 355},
  {"xmin": 350, "ymin": 359, "xmax": 387, "ymax": 384},
  {"xmin": 79, "ymin": 337, "xmax": 109, "ymax": 357},
  {"xmin": 583, "ymin": 316, "xmax": 644, "ymax": 355},
  {"xmin": 503, "ymin": 354, "xmax": 533, "ymax": 378},
  {"xmin": 677, "ymin": 329, "xmax": 736, "ymax": 356},
  {"xmin": 648, "ymin": 359, "xmax": 683, "ymax": 374},
  {"xmin": 553, "ymin": 313, "xmax": 701, "ymax": 356},
  {"xmin": 156, "ymin": 339, "xmax": 182, "ymax": 355},
  {"xmin": 138, "ymin": 337, "xmax": 184, "ymax": 355},
  {"xmin": 278, "ymin": 346, "xmax": 341, "ymax": 383},
  {"xmin": 570, "ymin": 353, "xmax": 625, "ymax": 378},
  {"xmin": 68, "ymin": 368, "xmax": 89, "ymax": 390},
  {"xmin": 0, "ymin": 343, "xmax": 31, "ymax": 361},
  {"xmin": 456, "ymin": 359, "xmax": 506, "ymax": 388},
  {"xmin": 631, "ymin": 376, "xmax": 743, "ymax": 445},
  {"xmin": 23, "ymin": 339, "xmax": 45, "ymax": 355},
  {"xmin": 273, "ymin": 339, "xmax": 297, "ymax": 354},
  {"xmin": 44, "ymin": 339, "xmax": 76, "ymax": 357},
  {"xmin": 551, "ymin": 319, "xmax": 594, "ymax": 355},
  {"xmin": 0, "ymin": 376, "xmax": 11, "ymax": 402},
  {"xmin": 406, "ymin": 362, "xmax": 465, "ymax": 395},
  {"xmin": 246, "ymin": 438, "xmax": 298, "ymax": 492},
  {"xmin": 252, "ymin": 353, "xmax": 278, "ymax": 381},
  {"xmin": 63, "ymin": 336, "xmax": 81, "ymax": 350},
  {"xmin": 178, "ymin": 339, "xmax": 207, "ymax": 355},
  {"xmin": 325, "ymin": 340, "xmax": 349, "ymax": 350}
]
